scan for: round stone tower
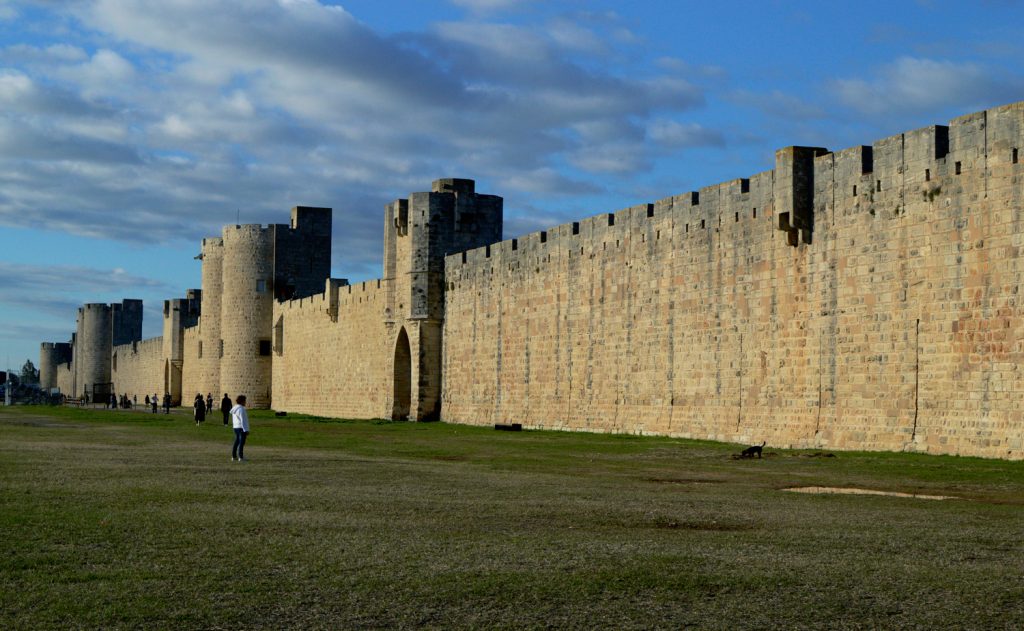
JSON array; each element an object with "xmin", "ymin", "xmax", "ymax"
[
  {"xmin": 75, "ymin": 303, "xmax": 112, "ymax": 399},
  {"xmin": 39, "ymin": 342, "xmax": 71, "ymax": 391},
  {"xmin": 199, "ymin": 237, "xmax": 224, "ymax": 397},
  {"xmin": 219, "ymin": 225, "xmax": 274, "ymax": 407}
]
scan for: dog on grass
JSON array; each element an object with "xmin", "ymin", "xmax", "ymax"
[{"xmin": 740, "ymin": 441, "xmax": 766, "ymax": 458}]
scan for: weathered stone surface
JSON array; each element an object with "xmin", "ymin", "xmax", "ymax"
[{"xmin": 39, "ymin": 102, "xmax": 1024, "ymax": 460}]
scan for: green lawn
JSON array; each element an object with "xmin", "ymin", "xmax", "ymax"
[{"xmin": 1, "ymin": 405, "xmax": 1022, "ymax": 629}]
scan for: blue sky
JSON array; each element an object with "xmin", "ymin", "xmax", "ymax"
[{"xmin": 1, "ymin": 0, "xmax": 1023, "ymax": 368}]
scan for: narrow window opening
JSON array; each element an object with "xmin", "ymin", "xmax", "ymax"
[
  {"xmin": 572, "ymin": 222, "xmax": 579, "ymax": 235},
  {"xmin": 925, "ymin": 168, "xmax": 930, "ymax": 181},
  {"xmin": 735, "ymin": 212, "xmax": 739, "ymax": 223},
  {"xmin": 461, "ymin": 251, "xmax": 467, "ymax": 264},
  {"xmin": 1013, "ymin": 148, "xmax": 1019, "ymax": 164},
  {"xmin": 685, "ymin": 224, "xmax": 689, "ymax": 233},
  {"xmin": 540, "ymin": 231, "xmax": 547, "ymax": 243},
  {"xmin": 853, "ymin": 185, "xmax": 857, "ymax": 197},
  {"xmin": 955, "ymin": 161, "xmax": 962, "ymax": 175},
  {"xmin": 753, "ymin": 208, "xmax": 757, "ymax": 219},
  {"xmin": 197, "ymin": 341, "xmax": 203, "ymax": 359},
  {"xmin": 485, "ymin": 245, "xmax": 490, "ymax": 258},
  {"xmin": 258, "ymin": 339, "xmax": 271, "ymax": 356},
  {"xmin": 511, "ymin": 239, "xmax": 518, "ymax": 251},
  {"xmin": 218, "ymin": 339, "xmax": 224, "ymax": 358},
  {"xmin": 607, "ymin": 214, "xmax": 615, "ymax": 227},
  {"xmin": 646, "ymin": 205, "xmax": 654, "ymax": 218},
  {"xmin": 876, "ymin": 180, "xmax": 882, "ymax": 192},
  {"xmin": 701, "ymin": 219, "xmax": 705, "ymax": 229},
  {"xmin": 656, "ymin": 230, "xmax": 661, "ymax": 240}
]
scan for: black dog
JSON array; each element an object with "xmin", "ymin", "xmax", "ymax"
[{"xmin": 740, "ymin": 441, "xmax": 766, "ymax": 458}]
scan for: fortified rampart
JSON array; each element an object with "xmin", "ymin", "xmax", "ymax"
[
  {"xmin": 441, "ymin": 102, "xmax": 1024, "ymax": 459},
  {"xmin": 37, "ymin": 101, "xmax": 1024, "ymax": 459}
]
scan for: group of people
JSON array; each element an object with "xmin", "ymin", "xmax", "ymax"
[
  {"xmin": 192, "ymin": 393, "xmax": 234, "ymax": 426},
  {"xmin": 144, "ymin": 393, "xmax": 172, "ymax": 413},
  {"xmin": 192, "ymin": 392, "xmax": 250, "ymax": 462},
  {"xmin": 107, "ymin": 393, "xmax": 136, "ymax": 409}
]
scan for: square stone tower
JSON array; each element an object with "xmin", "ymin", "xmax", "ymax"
[{"xmin": 383, "ymin": 178, "xmax": 502, "ymax": 420}]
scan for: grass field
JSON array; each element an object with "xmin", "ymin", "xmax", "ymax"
[{"xmin": 1, "ymin": 405, "xmax": 1022, "ymax": 629}]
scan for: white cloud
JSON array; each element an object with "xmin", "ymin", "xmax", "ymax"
[
  {"xmin": 830, "ymin": 56, "xmax": 1023, "ymax": 116},
  {"xmin": 449, "ymin": 0, "xmax": 535, "ymax": 13},
  {"xmin": 1, "ymin": 43, "xmax": 88, "ymax": 64},
  {"xmin": 0, "ymin": 0, "xmax": 716, "ymax": 282},
  {"xmin": 646, "ymin": 120, "xmax": 724, "ymax": 149},
  {"xmin": 51, "ymin": 48, "xmax": 137, "ymax": 100},
  {"xmin": 728, "ymin": 89, "xmax": 826, "ymax": 120}
]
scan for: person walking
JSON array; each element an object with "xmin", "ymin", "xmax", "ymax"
[
  {"xmin": 193, "ymin": 393, "xmax": 206, "ymax": 426},
  {"xmin": 220, "ymin": 393, "xmax": 232, "ymax": 426},
  {"xmin": 151, "ymin": 393, "xmax": 158, "ymax": 413},
  {"xmin": 230, "ymin": 395, "xmax": 250, "ymax": 462},
  {"xmin": 206, "ymin": 393, "xmax": 214, "ymax": 416},
  {"xmin": 162, "ymin": 393, "xmax": 171, "ymax": 414}
]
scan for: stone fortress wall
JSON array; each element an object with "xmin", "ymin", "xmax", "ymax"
[
  {"xmin": 111, "ymin": 336, "xmax": 164, "ymax": 401},
  {"xmin": 442, "ymin": 102, "xmax": 1024, "ymax": 459},
  {"xmin": 48, "ymin": 207, "xmax": 333, "ymax": 408},
  {"xmin": 270, "ymin": 179, "xmax": 502, "ymax": 420},
  {"xmin": 39, "ymin": 101, "xmax": 1024, "ymax": 459}
]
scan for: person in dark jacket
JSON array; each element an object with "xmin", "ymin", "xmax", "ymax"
[
  {"xmin": 194, "ymin": 393, "xmax": 206, "ymax": 426},
  {"xmin": 220, "ymin": 393, "xmax": 232, "ymax": 426},
  {"xmin": 162, "ymin": 393, "xmax": 171, "ymax": 414},
  {"xmin": 206, "ymin": 393, "xmax": 214, "ymax": 415}
]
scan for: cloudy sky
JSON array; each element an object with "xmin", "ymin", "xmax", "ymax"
[{"xmin": 1, "ymin": 0, "xmax": 1023, "ymax": 368}]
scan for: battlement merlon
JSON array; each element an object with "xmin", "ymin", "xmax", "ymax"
[{"xmin": 775, "ymin": 146, "xmax": 829, "ymax": 237}]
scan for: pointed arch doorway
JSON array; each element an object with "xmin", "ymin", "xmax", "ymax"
[{"xmin": 393, "ymin": 327, "xmax": 412, "ymax": 421}]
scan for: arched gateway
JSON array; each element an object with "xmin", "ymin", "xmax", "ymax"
[{"xmin": 392, "ymin": 328, "xmax": 411, "ymax": 421}]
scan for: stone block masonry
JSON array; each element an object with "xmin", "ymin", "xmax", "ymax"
[
  {"xmin": 442, "ymin": 101, "xmax": 1024, "ymax": 460},
  {"xmin": 38, "ymin": 101, "xmax": 1024, "ymax": 460}
]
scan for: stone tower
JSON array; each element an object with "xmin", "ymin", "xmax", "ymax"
[
  {"xmin": 163, "ymin": 290, "xmax": 201, "ymax": 404},
  {"xmin": 219, "ymin": 224, "xmax": 276, "ymax": 407},
  {"xmin": 38, "ymin": 342, "xmax": 72, "ymax": 391},
  {"xmin": 383, "ymin": 178, "xmax": 502, "ymax": 420},
  {"xmin": 64, "ymin": 299, "xmax": 143, "ymax": 399},
  {"xmin": 197, "ymin": 237, "xmax": 224, "ymax": 398},
  {"xmin": 197, "ymin": 206, "xmax": 332, "ymax": 407}
]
